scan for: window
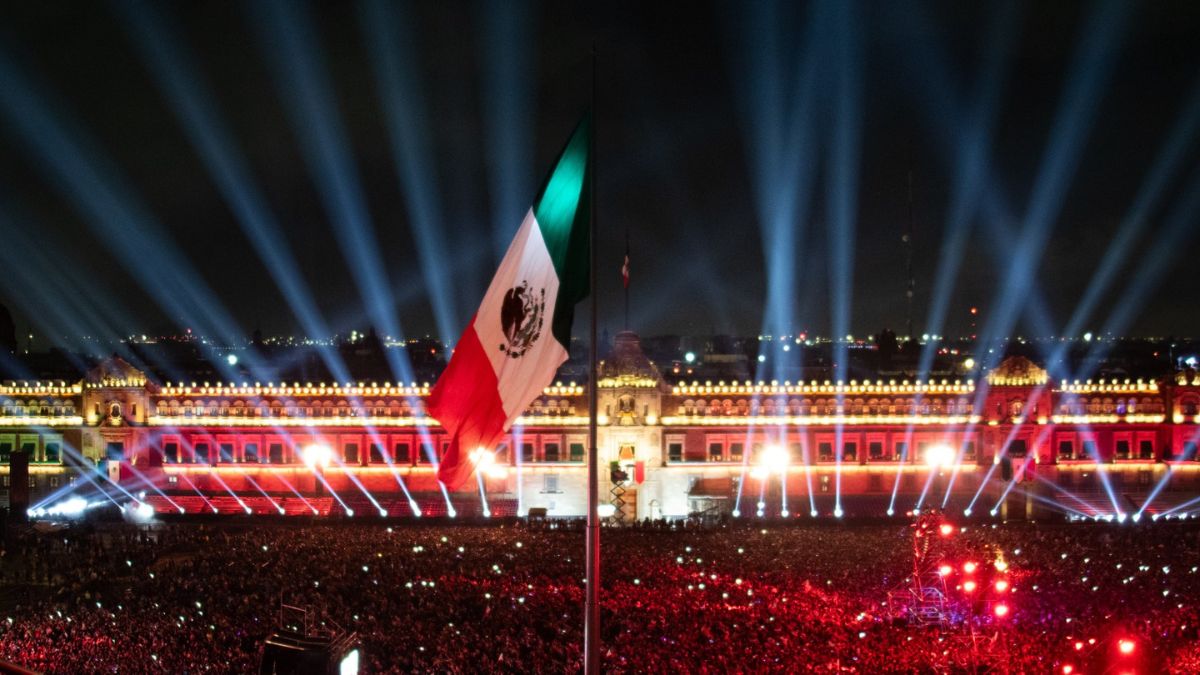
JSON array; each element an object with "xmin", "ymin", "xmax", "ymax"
[
  {"xmin": 1, "ymin": 476, "xmax": 6, "ymax": 487},
  {"xmin": 843, "ymin": 442, "xmax": 857, "ymax": 461},
  {"xmin": 20, "ymin": 442, "xmax": 35, "ymax": 458},
  {"xmin": 543, "ymin": 474, "xmax": 560, "ymax": 493},
  {"xmin": 344, "ymin": 443, "xmax": 359, "ymax": 464},
  {"xmin": 164, "ymin": 443, "xmax": 179, "ymax": 464},
  {"xmin": 818, "ymin": 442, "xmax": 833, "ymax": 462},
  {"xmin": 788, "ymin": 443, "xmax": 803, "ymax": 464},
  {"xmin": 729, "ymin": 443, "xmax": 744, "ymax": 462},
  {"xmin": 219, "ymin": 443, "xmax": 234, "ymax": 462},
  {"xmin": 370, "ymin": 444, "xmax": 384, "ymax": 464},
  {"xmin": 49, "ymin": 476, "xmax": 59, "ymax": 488},
  {"xmin": 895, "ymin": 442, "xmax": 907, "ymax": 461},
  {"xmin": 244, "ymin": 443, "xmax": 259, "ymax": 463},
  {"xmin": 708, "ymin": 443, "xmax": 723, "ymax": 462},
  {"xmin": 1058, "ymin": 440, "xmax": 1074, "ymax": 460},
  {"xmin": 44, "ymin": 442, "xmax": 60, "ymax": 463},
  {"xmin": 1008, "ymin": 440, "xmax": 1027, "ymax": 458},
  {"xmin": 521, "ymin": 443, "xmax": 535, "ymax": 462},
  {"xmin": 1115, "ymin": 440, "xmax": 1130, "ymax": 460},
  {"xmin": 820, "ymin": 474, "xmax": 830, "ymax": 492},
  {"xmin": 1138, "ymin": 470, "xmax": 1152, "ymax": 485},
  {"xmin": 1139, "ymin": 440, "xmax": 1154, "ymax": 460},
  {"xmin": 28, "ymin": 476, "xmax": 35, "ymax": 488},
  {"xmin": 0, "ymin": 443, "xmax": 10, "ymax": 463},
  {"xmin": 544, "ymin": 442, "xmax": 560, "ymax": 462},
  {"xmin": 667, "ymin": 442, "xmax": 683, "ymax": 462},
  {"xmin": 394, "ymin": 443, "xmax": 411, "ymax": 464},
  {"xmin": 1082, "ymin": 440, "xmax": 1097, "ymax": 458},
  {"xmin": 106, "ymin": 442, "xmax": 125, "ymax": 462},
  {"xmin": 869, "ymin": 473, "xmax": 883, "ymax": 491},
  {"xmin": 419, "ymin": 442, "xmax": 436, "ymax": 464},
  {"xmin": 868, "ymin": 442, "xmax": 884, "ymax": 460},
  {"xmin": 1184, "ymin": 441, "xmax": 1198, "ymax": 460},
  {"xmin": 268, "ymin": 443, "xmax": 284, "ymax": 464},
  {"xmin": 569, "ymin": 443, "xmax": 585, "ymax": 462},
  {"xmin": 194, "ymin": 443, "xmax": 210, "ymax": 464},
  {"xmin": 167, "ymin": 476, "xmax": 178, "ymax": 485},
  {"xmin": 963, "ymin": 442, "xmax": 977, "ymax": 461}
]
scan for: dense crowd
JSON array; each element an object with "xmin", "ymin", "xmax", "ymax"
[{"xmin": 0, "ymin": 515, "xmax": 1196, "ymax": 673}]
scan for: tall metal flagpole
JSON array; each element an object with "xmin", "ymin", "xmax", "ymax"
[{"xmin": 583, "ymin": 45, "xmax": 601, "ymax": 675}]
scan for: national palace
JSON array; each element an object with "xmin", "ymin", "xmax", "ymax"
[{"xmin": 4, "ymin": 331, "xmax": 1200, "ymax": 521}]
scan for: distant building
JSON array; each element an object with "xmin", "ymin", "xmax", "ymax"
[{"xmin": 3, "ymin": 335, "xmax": 1200, "ymax": 520}]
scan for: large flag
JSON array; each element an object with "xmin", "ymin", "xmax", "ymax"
[{"xmin": 428, "ymin": 116, "xmax": 591, "ymax": 489}]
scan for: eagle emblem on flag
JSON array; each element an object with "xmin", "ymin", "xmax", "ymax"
[{"xmin": 499, "ymin": 281, "xmax": 545, "ymax": 358}]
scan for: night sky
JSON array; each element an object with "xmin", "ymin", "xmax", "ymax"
[{"xmin": 1, "ymin": 1, "xmax": 1199, "ymax": 349}]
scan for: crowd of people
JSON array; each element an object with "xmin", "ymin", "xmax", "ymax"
[{"xmin": 0, "ymin": 514, "xmax": 1196, "ymax": 672}]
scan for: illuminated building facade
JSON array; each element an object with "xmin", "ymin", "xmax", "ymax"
[{"xmin": 3, "ymin": 333, "xmax": 1200, "ymax": 520}]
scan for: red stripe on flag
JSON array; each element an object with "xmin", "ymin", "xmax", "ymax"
[{"xmin": 426, "ymin": 321, "xmax": 508, "ymax": 489}]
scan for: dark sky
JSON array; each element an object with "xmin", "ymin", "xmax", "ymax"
[{"xmin": 1, "ymin": 0, "xmax": 1199, "ymax": 349}]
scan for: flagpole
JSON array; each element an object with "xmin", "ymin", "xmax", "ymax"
[{"xmin": 583, "ymin": 44, "xmax": 602, "ymax": 675}]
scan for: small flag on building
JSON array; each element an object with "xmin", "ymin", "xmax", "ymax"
[
  {"xmin": 427, "ymin": 116, "xmax": 591, "ymax": 489},
  {"xmin": 621, "ymin": 236, "xmax": 630, "ymax": 289}
]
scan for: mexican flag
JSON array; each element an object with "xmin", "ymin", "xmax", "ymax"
[{"xmin": 428, "ymin": 116, "xmax": 591, "ymax": 489}]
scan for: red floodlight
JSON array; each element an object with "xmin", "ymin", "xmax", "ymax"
[
  {"xmin": 1062, "ymin": 666, "xmax": 1074, "ymax": 674},
  {"xmin": 995, "ymin": 579, "xmax": 1009, "ymax": 593},
  {"xmin": 993, "ymin": 603, "xmax": 1009, "ymax": 618},
  {"xmin": 938, "ymin": 564, "xmax": 953, "ymax": 577},
  {"xmin": 1118, "ymin": 639, "xmax": 1135, "ymax": 655},
  {"xmin": 963, "ymin": 580, "xmax": 977, "ymax": 593},
  {"xmin": 939, "ymin": 523, "xmax": 955, "ymax": 537},
  {"xmin": 963, "ymin": 561, "xmax": 978, "ymax": 574}
]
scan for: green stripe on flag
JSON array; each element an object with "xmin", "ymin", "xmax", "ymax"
[{"xmin": 533, "ymin": 114, "xmax": 591, "ymax": 348}]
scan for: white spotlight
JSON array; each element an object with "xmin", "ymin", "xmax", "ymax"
[
  {"xmin": 810, "ymin": 509, "xmax": 818, "ymax": 518},
  {"xmin": 759, "ymin": 444, "xmax": 790, "ymax": 474},
  {"xmin": 731, "ymin": 509, "xmax": 741, "ymax": 518},
  {"xmin": 963, "ymin": 508, "xmax": 973, "ymax": 517},
  {"xmin": 302, "ymin": 443, "xmax": 333, "ymax": 469},
  {"xmin": 833, "ymin": 507, "xmax": 844, "ymax": 518},
  {"xmin": 923, "ymin": 444, "xmax": 955, "ymax": 468},
  {"xmin": 379, "ymin": 509, "xmax": 388, "ymax": 517}
]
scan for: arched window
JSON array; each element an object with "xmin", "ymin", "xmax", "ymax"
[{"xmin": 1182, "ymin": 397, "xmax": 1199, "ymax": 416}]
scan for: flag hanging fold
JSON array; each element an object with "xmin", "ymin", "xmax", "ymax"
[{"xmin": 427, "ymin": 116, "xmax": 591, "ymax": 489}]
